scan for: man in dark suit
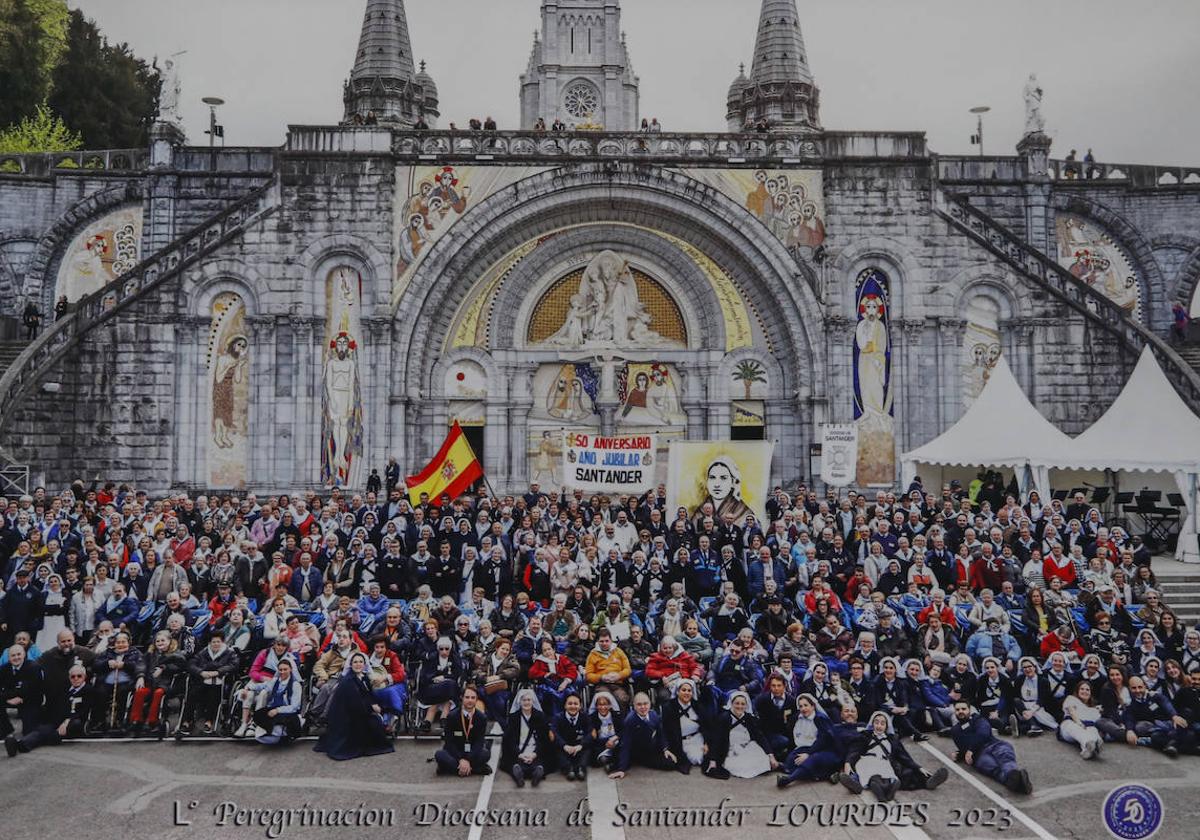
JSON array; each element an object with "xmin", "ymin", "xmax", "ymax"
[
  {"xmin": 0, "ymin": 643, "xmax": 43, "ymax": 738},
  {"xmin": 434, "ymin": 686, "xmax": 491, "ymax": 776},
  {"xmin": 754, "ymin": 673, "xmax": 794, "ymax": 759},
  {"xmin": 5, "ymin": 664, "xmax": 95, "ymax": 756},
  {"xmin": 0, "ymin": 569, "xmax": 41, "ymax": 645},
  {"xmin": 552, "ymin": 693, "xmax": 593, "ymax": 780},
  {"xmin": 608, "ymin": 692, "xmax": 678, "ymax": 778}
]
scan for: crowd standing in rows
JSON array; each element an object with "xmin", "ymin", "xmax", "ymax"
[{"xmin": 2, "ymin": 474, "xmax": 1198, "ymax": 799}]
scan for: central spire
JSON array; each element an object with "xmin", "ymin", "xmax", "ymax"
[
  {"xmin": 727, "ymin": 0, "xmax": 821, "ymax": 132},
  {"xmin": 343, "ymin": 0, "xmax": 438, "ymax": 127}
]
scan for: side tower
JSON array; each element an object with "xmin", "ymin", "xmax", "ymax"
[
  {"xmin": 727, "ymin": 0, "xmax": 821, "ymax": 132},
  {"xmin": 343, "ymin": 0, "xmax": 439, "ymax": 126},
  {"xmin": 519, "ymin": 0, "xmax": 639, "ymax": 130}
]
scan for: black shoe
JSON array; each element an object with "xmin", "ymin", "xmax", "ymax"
[
  {"xmin": 676, "ymin": 761, "xmax": 691, "ymax": 775},
  {"xmin": 577, "ymin": 767, "xmax": 587, "ymax": 781},
  {"xmin": 776, "ymin": 774, "xmax": 791, "ymax": 789},
  {"xmin": 419, "ymin": 720, "xmax": 432, "ymax": 733},
  {"xmin": 937, "ymin": 727, "xmax": 952, "ymax": 737},
  {"xmin": 530, "ymin": 766, "xmax": 545, "ymax": 787},
  {"xmin": 1018, "ymin": 769, "xmax": 1033, "ymax": 795},
  {"xmin": 4, "ymin": 735, "xmax": 18, "ymax": 758},
  {"xmin": 705, "ymin": 765, "xmax": 731, "ymax": 780},
  {"xmin": 839, "ymin": 773, "xmax": 864, "ymax": 795},
  {"xmin": 1027, "ymin": 726, "xmax": 1044, "ymax": 738},
  {"xmin": 913, "ymin": 732, "xmax": 929, "ymax": 742},
  {"xmin": 479, "ymin": 764, "xmax": 492, "ymax": 775},
  {"xmin": 1163, "ymin": 745, "xmax": 1179, "ymax": 759},
  {"xmin": 925, "ymin": 768, "xmax": 949, "ymax": 790},
  {"xmin": 867, "ymin": 776, "xmax": 888, "ymax": 801},
  {"xmin": 512, "ymin": 764, "xmax": 525, "ymax": 788}
]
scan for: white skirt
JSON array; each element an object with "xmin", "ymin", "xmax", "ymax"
[
  {"xmin": 854, "ymin": 753, "xmax": 897, "ymax": 783},
  {"xmin": 725, "ymin": 724, "xmax": 771, "ymax": 778}
]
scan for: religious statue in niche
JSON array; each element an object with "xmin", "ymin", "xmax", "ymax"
[
  {"xmin": 853, "ymin": 268, "xmax": 896, "ymax": 485},
  {"xmin": 206, "ymin": 292, "xmax": 249, "ymax": 488},
  {"xmin": 322, "ymin": 267, "xmax": 365, "ymax": 487},
  {"xmin": 541, "ymin": 251, "xmax": 680, "ymax": 348}
]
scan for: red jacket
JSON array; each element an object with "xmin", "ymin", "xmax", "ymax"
[
  {"xmin": 1042, "ymin": 556, "xmax": 1077, "ymax": 587},
  {"xmin": 528, "ymin": 654, "xmax": 578, "ymax": 683},
  {"xmin": 644, "ymin": 649, "xmax": 703, "ymax": 682}
]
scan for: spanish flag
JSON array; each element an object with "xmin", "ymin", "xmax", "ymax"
[{"xmin": 405, "ymin": 421, "xmax": 484, "ymax": 505}]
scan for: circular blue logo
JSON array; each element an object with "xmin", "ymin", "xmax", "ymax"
[{"xmin": 1103, "ymin": 785, "xmax": 1164, "ymax": 840}]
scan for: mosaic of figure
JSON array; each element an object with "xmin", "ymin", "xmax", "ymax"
[
  {"xmin": 322, "ymin": 267, "xmax": 365, "ymax": 487},
  {"xmin": 853, "ymin": 268, "xmax": 895, "ymax": 484},
  {"xmin": 618, "ymin": 363, "xmax": 684, "ymax": 427},
  {"xmin": 1055, "ymin": 215, "xmax": 1141, "ymax": 319},
  {"xmin": 206, "ymin": 292, "xmax": 249, "ymax": 488},
  {"xmin": 962, "ymin": 296, "xmax": 1002, "ymax": 408},
  {"xmin": 55, "ymin": 207, "xmax": 143, "ymax": 302}
]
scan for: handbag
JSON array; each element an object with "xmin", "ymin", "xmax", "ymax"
[{"xmin": 484, "ymin": 679, "xmax": 509, "ymax": 695}]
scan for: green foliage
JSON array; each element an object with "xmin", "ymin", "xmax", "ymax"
[
  {"xmin": 0, "ymin": 103, "xmax": 82, "ymax": 154},
  {"xmin": 0, "ymin": 0, "xmax": 69, "ymax": 127},
  {"xmin": 47, "ymin": 10, "xmax": 161, "ymax": 149}
]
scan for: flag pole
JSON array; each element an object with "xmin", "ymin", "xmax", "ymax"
[{"xmin": 459, "ymin": 426, "xmax": 500, "ymax": 503}]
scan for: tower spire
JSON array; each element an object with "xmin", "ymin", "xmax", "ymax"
[
  {"xmin": 727, "ymin": 0, "xmax": 820, "ymax": 132},
  {"xmin": 343, "ymin": 0, "xmax": 438, "ymax": 127}
]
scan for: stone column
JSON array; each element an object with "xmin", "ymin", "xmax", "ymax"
[
  {"xmin": 246, "ymin": 317, "xmax": 275, "ymax": 489},
  {"xmin": 508, "ymin": 400, "xmax": 533, "ymax": 491},
  {"xmin": 293, "ymin": 316, "xmax": 322, "ymax": 490},
  {"xmin": 363, "ymin": 317, "xmax": 392, "ymax": 484},
  {"xmin": 174, "ymin": 318, "xmax": 204, "ymax": 487},
  {"xmin": 1004, "ymin": 318, "xmax": 1037, "ymax": 398},
  {"xmin": 1017, "ymin": 131, "xmax": 1054, "ymax": 256},
  {"xmin": 935, "ymin": 317, "xmax": 968, "ymax": 429},
  {"xmin": 895, "ymin": 318, "xmax": 927, "ymax": 452},
  {"xmin": 824, "ymin": 316, "xmax": 854, "ymax": 424}
]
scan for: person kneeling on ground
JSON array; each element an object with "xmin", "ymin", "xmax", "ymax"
[
  {"xmin": 949, "ymin": 699, "xmax": 1032, "ymax": 794},
  {"xmin": 836, "ymin": 710, "xmax": 948, "ymax": 801},
  {"xmin": 434, "ymin": 685, "xmax": 491, "ymax": 776},
  {"xmin": 6, "ymin": 665, "xmax": 95, "ymax": 756}
]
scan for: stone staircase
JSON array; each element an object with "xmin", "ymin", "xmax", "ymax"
[
  {"xmin": 0, "ymin": 177, "xmax": 279, "ymax": 431},
  {"xmin": 1159, "ymin": 572, "xmax": 1200, "ymax": 624},
  {"xmin": 0, "ymin": 340, "xmax": 27, "ymax": 377},
  {"xmin": 934, "ymin": 191, "xmax": 1200, "ymax": 414},
  {"xmin": 1179, "ymin": 344, "xmax": 1200, "ymax": 377}
]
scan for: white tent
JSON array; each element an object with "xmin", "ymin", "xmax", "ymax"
[
  {"xmin": 901, "ymin": 355, "xmax": 1073, "ymax": 496},
  {"xmin": 1041, "ymin": 347, "xmax": 1200, "ymax": 563}
]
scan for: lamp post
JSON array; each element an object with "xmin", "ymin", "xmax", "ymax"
[
  {"xmin": 970, "ymin": 106, "xmax": 991, "ymax": 157},
  {"xmin": 202, "ymin": 96, "xmax": 225, "ymax": 170}
]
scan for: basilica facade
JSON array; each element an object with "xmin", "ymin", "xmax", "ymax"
[{"xmin": 0, "ymin": 0, "xmax": 1198, "ymax": 494}]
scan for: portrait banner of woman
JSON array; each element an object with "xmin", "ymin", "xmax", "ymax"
[
  {"xmin": 665, "ymin": 441, "xmax": 774, "ymax": 529},
  {"xmin": 205, "ymin": 292, "xmax": 250, "ymax": 488},
  {"xmin": 853, "ymin": 268, "xmax": 896, "ymax": 486}
]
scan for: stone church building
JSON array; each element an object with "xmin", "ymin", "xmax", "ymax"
[{"xmin": 0, "ymin": 0, "xmax": 1198, "ymax": 494}]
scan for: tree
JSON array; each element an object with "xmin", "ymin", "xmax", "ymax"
[
  {"xmin": 0, "ymin": 103, "xmax": 82, "ymax": 154},
  {"xmin": 47, "ymin": 10, "xmax": 161, "ymax": 149},
  {"xmin": 732, "ymin": 359, "xmax": 767, "ymax": 399},
  {"xmin": 0, "ymin": 0, "xmax": 69, "ymax": 128}
]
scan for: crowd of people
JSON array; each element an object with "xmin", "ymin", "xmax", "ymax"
[{"xmin": 1, "ymin": 475, "xmax": 1198, "ymax": 799}]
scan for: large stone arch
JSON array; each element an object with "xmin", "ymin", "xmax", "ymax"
[
  {"xmin": 488, "ymin": 224, "xmax": 725, "ymax": 352},
  {"xmin": 393, "ymin": 165, "xmax": 825, "ymax": 402},
  {"xmin": 22, "ymin": 180, "xmax": 143, "ymax": 308},
  {"xmin": 1169, "ymin": 246, "xmax": 1200, "ymax": 316},
  {"xmin": 1051, "ymin": 193, "xmax": 1168, "ymax": 328}
]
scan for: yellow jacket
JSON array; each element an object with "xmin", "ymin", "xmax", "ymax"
[{"xmin": 585, "ymin": 646, "xmax": 632, "ymax": 684}]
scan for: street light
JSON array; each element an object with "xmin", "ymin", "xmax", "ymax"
[
  {"xmin": 202, "ymin": 96, "xmax": 225, "ymax": 149},
  {"xmin": 969, "ymin": 106, "xmax": 991, "ymax": 157}
]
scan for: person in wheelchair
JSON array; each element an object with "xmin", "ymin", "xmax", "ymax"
[
  {"xmin": 234, "ymin": 636, "xmax": 292, "ymax": 738},
  {"xmin": 417, "ymin": 636, "xmax": 462, "ymax": 732},
  {"xmin": 183, "ymin": 633, "xmax": 238, "ymax": 735},
  {"xmin": 473, "ymin": 636, "xmax": 520, "ymax": 727},
  {"xmin": 95, "ymin": 631, "xmax": 144, "ymax": 734},
  {"xmin": 0, "ymin": 643, "xmax": 43, "ymax": 740},
  {"xmin": 5, "ymin": 665, "xmax": 97, "ymax": 757},
  {"xmin": 309, "ymin": 628, "xmax": 357, "ymax": 723},
  {"xmin": 131, "ymin": 630, "xmax": 187, "ymax": 736},
  {"xmin": 252, "ymin": 656, "xmax": 303, "ymax": 745},
  {"xmin": 366, "ymin": 635, "xmax": 407, "ymax": 734},
  {"xmin": 529, "ymin": 637, "xmax": 579, "ymax": 719}
]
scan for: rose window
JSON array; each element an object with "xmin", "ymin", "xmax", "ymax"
[{"xmin": 563, "ymin": 83, "xmax": 599, "ymax": 119}]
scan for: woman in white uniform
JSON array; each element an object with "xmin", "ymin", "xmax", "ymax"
[
  {"xmin": 35, "ymin": 574, "xmax": 69, "ymax": 651},
  {"xmin": 707, "ymin": 689, "xmax": 777, "ymax": 779},
  {"xmin": 662, "ymin": 678, "xmax": 709, "ymax": 772},
  {"xmin": 1059, "ymin": 680, "xmax": 1104, "ymax": 759}
]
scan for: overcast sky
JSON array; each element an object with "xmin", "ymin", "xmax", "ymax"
[{"xmin": 72, "ymin": 0, "xmax": 1199, "ymax": 163}]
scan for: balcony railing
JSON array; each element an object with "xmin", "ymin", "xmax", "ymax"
[{"xmin": 0, "ymin": 148, "xmax": 148, "ymax": 176}]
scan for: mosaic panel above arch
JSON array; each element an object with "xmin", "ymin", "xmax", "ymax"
[{"xmin": 526, "ymin": 265, "xmax": 687, "ymax": 346}]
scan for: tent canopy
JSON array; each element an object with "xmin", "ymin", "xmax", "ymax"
[
  {"xmin": 1041, "ymin": 346, "xmax": 1200, "ymax": 473},
  {"xmin": 901, "ymin": 356, "xmax": 1072, "ymax": 486}
]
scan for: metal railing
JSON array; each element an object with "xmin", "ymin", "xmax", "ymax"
[
  {"xmin": 936, "ymin": 155, "xmax": 1200, "ymax": 189},
  {"xmin": 936, "ymin": 190, "xmax": 1200, "ymax": 411},
  {"xmin": 0, "ymin": 178, "xmax": 279, "ymax": 431}
]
